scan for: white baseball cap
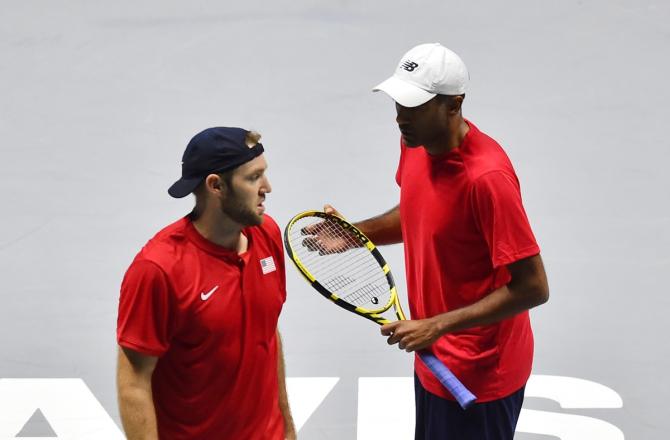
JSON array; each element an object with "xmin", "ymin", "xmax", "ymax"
[{"xmin": 373, "ymin": 43, "xmax": 469, "ymax": 108}]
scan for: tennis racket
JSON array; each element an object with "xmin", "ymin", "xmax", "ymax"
[{"xmin": 284, "ymin": 210, "xmax": 476, "ymax": 409}]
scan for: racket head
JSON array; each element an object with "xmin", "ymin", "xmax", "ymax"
[{"xmin": 284, "ymin": 211, "xmax": 401, "ymax": 320}]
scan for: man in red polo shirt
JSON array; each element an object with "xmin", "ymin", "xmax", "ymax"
[
  {"xmin": 322, "ymin": 43, "xmax": 549, "ymax": 439},
  {"xmin": 116, "ymin": 127, "xmax": 296, "ymax": 439}
]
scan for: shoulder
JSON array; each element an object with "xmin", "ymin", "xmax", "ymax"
[
  {"xmin": 124, "ymin": 257, "xmax": 166, "ymax": 279},
  {"xmin": 259, "ymin": 214, "xmax": 281, "ymax": 235},
  {"xmin": 461, "ymin": 121, "xmax": 516, "ymax": 181},
  {"xmin": 254, "ymin": 214, "xmax": 284, "ymax": 258},
  {"xmin": 134, "ymin": 217, "xmax": 191, "ymax": 273},
  {"xmin": 471, "ymin": 170, "xmax": 520, "ymax": 194},
  {"xmin": 250, "ymin": 214, "xmax": 284, "ymax": 256}
]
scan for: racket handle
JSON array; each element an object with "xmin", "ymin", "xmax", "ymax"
[{"xmin": 418, "ymin": 351, "xmax": 477, "ymax": 410}]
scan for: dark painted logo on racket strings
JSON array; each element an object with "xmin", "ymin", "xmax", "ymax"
[
  {"xmin": 371, "ymin": 297, "xmax": 379, "ymax": 305},
  {"xmin": 401, "ymin": 61, "xmax": 419, "ymax": 72}
]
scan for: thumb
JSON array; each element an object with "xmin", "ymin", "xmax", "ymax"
[{"xmin": 323, "ymin": 204, "xmax": 341, "ymax": 217}]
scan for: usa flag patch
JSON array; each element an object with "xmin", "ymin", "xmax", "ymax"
[{"xmin": 260, "ymin": 256, "xmax": 276, "ymax": 274}]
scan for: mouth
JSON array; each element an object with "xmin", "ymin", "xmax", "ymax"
[{"xmin": 257, "ymin": 199, "xmax": 266, "ymax": 213}]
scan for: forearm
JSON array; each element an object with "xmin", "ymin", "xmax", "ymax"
[
  {"xmin": 118, "ymin": 384, "xmax": 158, "ymax": 440},
  {"xmin": 117, "ymin": 348, "xmax": 158, "ymax": 440},
  {"xmin": 354, "ymin": 205, "xmax": 402, "ymax": 245},
  {"xmin": 433, "ymin": 255, "xmax": 549, "ymax": 335},
  {"xmin": 433, "ymin": 284, "xmax": 544, "ymax": 335},
  {"xmin": 276, "ymin": 332, "xmax": 296, "ymax": 439}
]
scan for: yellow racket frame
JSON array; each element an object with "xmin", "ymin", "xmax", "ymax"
[{"xmin": 284, "ymin": 210, "xmax": 406, "ymax": 325}]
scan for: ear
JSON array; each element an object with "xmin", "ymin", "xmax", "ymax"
[
  {"xmin": 204, "ymin": 174, "xmax": 224, "ymax": 195},
  {"xmin": 449, "ymin": 95, "xmax": 464, "ymax": 115}
]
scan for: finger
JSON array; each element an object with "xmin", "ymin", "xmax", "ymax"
[
  {"xmin": 407, "ymin": 337, "xmax": 431, "ymax": 352},
  {"xmin": 415, "ymin": 339, "xmax": 433, "ymax": 352},
  {"xmin": 302, "ymin": 237, "xmax": 321, "ymax": 251},
  {"xmin": 301, "ymin": 221, "xmax": 326, "ymax": 235},
  {"xmin": 387, "ymin": 331, "xmax": 404, "ymax": 345},
  {"xmin": 400, "ymin": 335, "xmax": 418, "ymax": 351},
  {"xmin": 380, "ymin": 322, "xmax": 399, "ymax": 336},
  {"xmin": 324, "ymin": 204, "xmax": 344, "ymax": 218}
]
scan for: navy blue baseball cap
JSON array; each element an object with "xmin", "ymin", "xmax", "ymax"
[{"xmin": 168, "ymin": 127, "xmax": 264, "ymax": 198}]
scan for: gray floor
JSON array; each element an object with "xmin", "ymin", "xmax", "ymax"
[{"xmin": 1, "ymin": 0, "xmax": 669, "ymax": 438}]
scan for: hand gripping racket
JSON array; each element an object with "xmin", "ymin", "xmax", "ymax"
[{"xmin": 284, "ymin": 210, "xmax": 476, "ymax": 409}]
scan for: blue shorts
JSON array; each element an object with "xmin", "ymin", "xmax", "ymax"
[{"xmin": 414, "ymin": 375, "xmax": 525, "ymax": 440}]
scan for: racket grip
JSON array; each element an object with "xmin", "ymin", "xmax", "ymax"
[{"xmin": 418, "ymin": 351, "xmax": 477, "ymax": 409}]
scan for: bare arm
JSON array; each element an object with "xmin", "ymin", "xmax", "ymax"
[
  {"xmin": 276, "ymin": 331, "xmax": 296, "ymax": 439},
  {"xmin": 117, "ymin": 347, "xmax": 159, "ymax": 440},
  {"xmin": 325, "ymin": 204, "xmax": 402, "ymax": 245},
  {"xmin": 382, "ymin": 254, "xmax": 549, "ymax": 351}
]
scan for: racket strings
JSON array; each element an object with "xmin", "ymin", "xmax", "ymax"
[
  {"xmin": 288, "ymin": 216, "xmax": 392, "ymax": 310},
  {"xmin": 323, "ymin": 275, "xmax": 356, "ymax": 291},
  {"xmin": 344, "ymin": 282, "xmax": 389, "ymax": 306},
  {"xmin": 302, "ymin": 246, "xmax": 375, "ymax": 275}
]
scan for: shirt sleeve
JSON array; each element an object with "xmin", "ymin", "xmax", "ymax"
[
  {"xmin": 117, "ymin": 259, "xmax": 176, "ymax": 356},
  {"xmin": 470, "ymin": 171, "xmax": 541, "ymax": 268}
]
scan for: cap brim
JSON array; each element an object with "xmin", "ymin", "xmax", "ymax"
[
  {"xmin": 372, "ymin": 76, "xmax": 436, "ymax": 108},
  {"xmin": 168, "ymin": 176, "xmax": 203, "ymax": 198}
]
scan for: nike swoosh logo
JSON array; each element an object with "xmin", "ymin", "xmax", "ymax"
[{"xmin": 200, "ymin": 285, "xmax": 219, "ymax": 301}]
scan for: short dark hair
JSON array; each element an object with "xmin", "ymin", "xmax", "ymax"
[
  {"xmin": 437, "ymin": 93, "xmax": 465, "ymax": 102},
  {"xmin": 193, "ymin": 169, "xmax": 233, "ymax": 199}
]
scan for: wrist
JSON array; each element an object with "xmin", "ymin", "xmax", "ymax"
[{"xmin": 432, "ymin": 313, "xmax": 454, "ymax": 337}]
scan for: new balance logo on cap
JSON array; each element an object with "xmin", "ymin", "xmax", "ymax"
[{"xmin": 401, "ymin": 61, "xmax": 419, "ymax": 72}]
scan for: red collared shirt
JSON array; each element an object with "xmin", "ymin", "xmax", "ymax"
[
  {"xmin": 396, "ymin": 120, "xmax": 540, "ymax": 402},
  {"xmin": 118, "ymin": 215, "xmax": 286, "ymax": 439}
]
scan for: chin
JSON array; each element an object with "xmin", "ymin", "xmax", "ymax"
[
  {"xmin": 402, "ymin": 137, "xmax": 421, "ymax": 147},
  {"xmin": 246, "ymin": 213, "xmax": 264, "ymax": 227}
]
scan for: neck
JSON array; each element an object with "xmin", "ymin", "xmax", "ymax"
[
  {"xmin": 191, "ymin": 206, "xmax": 247, "ymax": 253},
  {"xmin": 424, "ymin": 116, "xmax": 469, "ymax": 156}
]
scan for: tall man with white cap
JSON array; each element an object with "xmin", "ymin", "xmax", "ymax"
[
  {"xmin": 116, "ymin": 127, "xmax": 296, "ymax": 439},
  {"xmin": 323, "ymin": 43, "xmax": 549, "ymax": 438}
]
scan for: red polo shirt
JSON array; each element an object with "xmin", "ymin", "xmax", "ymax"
[
  {"xmin": 396, "ymin": 120, "xmax": 540, "ymax": 402},
  {"xmin": 117, "ymin": 215, "xmax": 286, "ymax": 439}
]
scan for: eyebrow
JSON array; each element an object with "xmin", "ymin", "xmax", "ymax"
[{"xmin": 246, "ymin": 165, "xmax": 267, "ymax": 175}]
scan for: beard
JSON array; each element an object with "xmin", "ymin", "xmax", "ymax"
[{"xmin": 219, "ymin": 187, "xmax": 263, "ymax": 227}]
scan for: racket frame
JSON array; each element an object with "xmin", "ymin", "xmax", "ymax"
[{"xmin": 284, "ymin": 210, "xmax": 405, "ymax": 324}]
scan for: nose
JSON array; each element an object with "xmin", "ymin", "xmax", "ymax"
[{"xmin": 262, "ymin": 176, "xmax": 272, "ymax": 194}]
